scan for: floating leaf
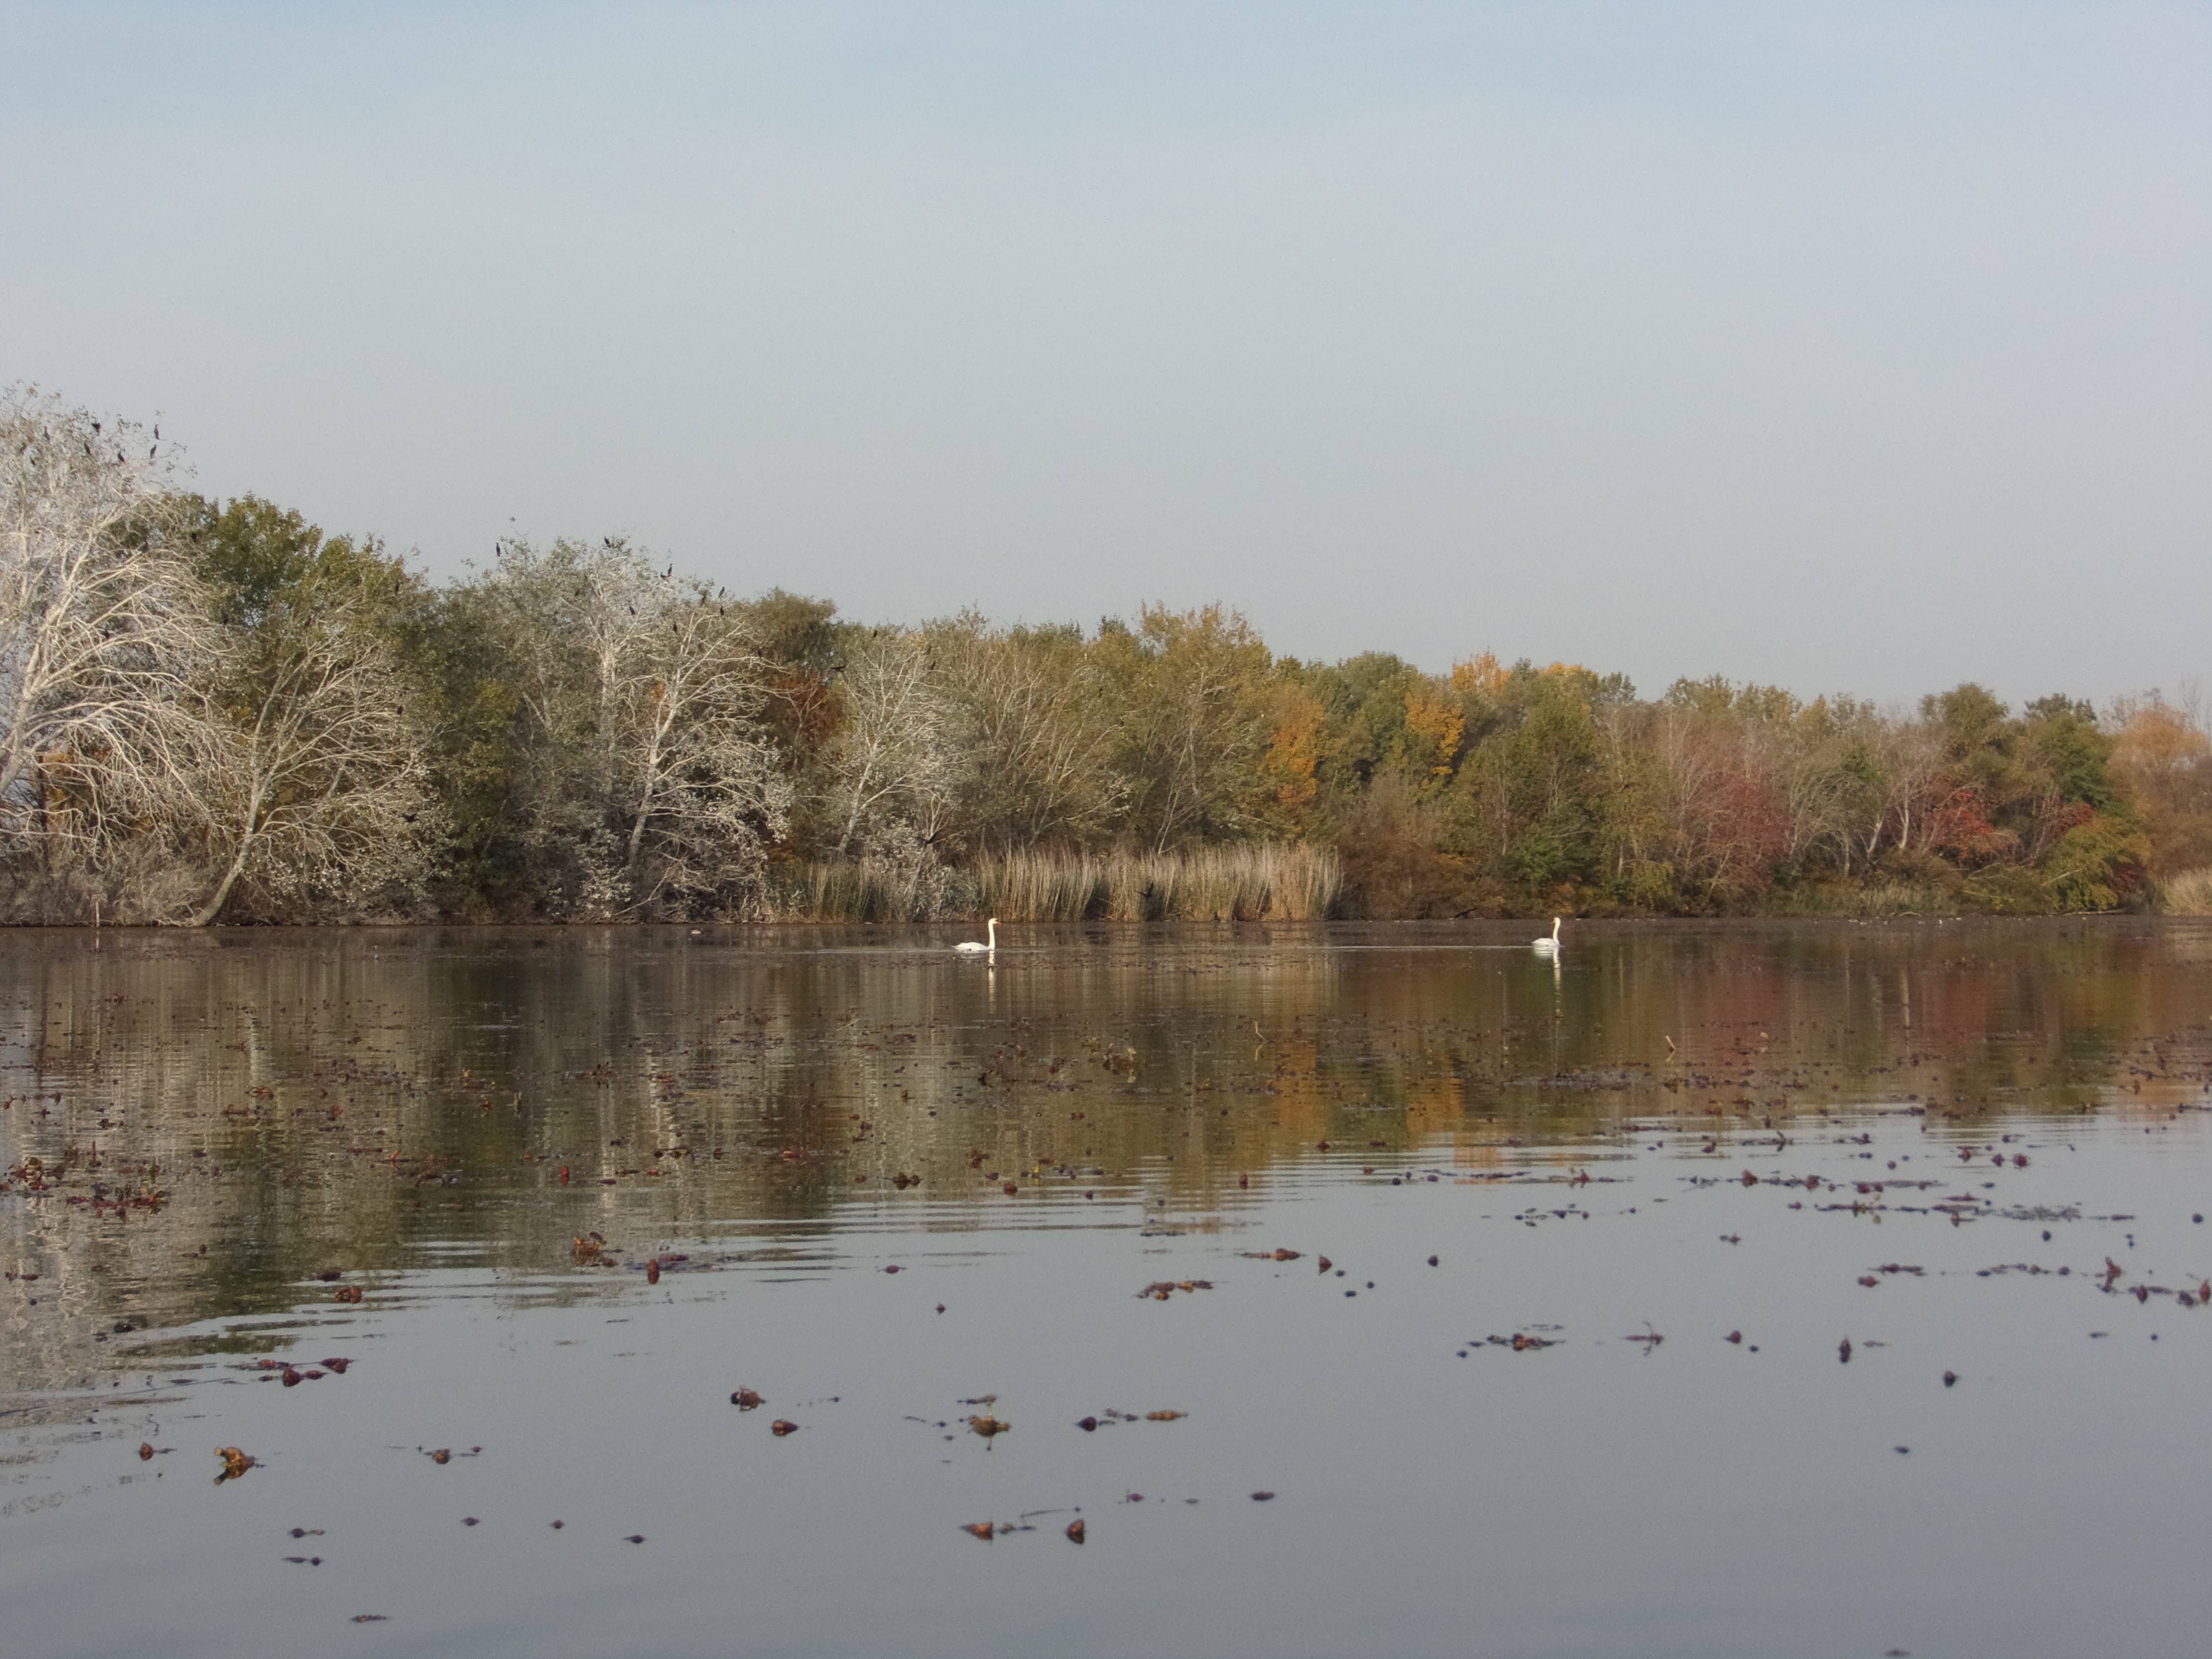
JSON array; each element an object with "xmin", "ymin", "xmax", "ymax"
[{"xmin": 1137, "ymin": 1279, "xmax": 1212, "ymax": 1300}]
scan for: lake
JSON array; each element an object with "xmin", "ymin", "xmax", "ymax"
[{"xmin": 4, "ymin": 919, "xmax": 2211, "ymax": 1659}]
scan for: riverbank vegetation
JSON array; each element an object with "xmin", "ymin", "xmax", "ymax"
[{"xmin": 5, "ymin": 388, "xmax": 2208, "ymax": 925}]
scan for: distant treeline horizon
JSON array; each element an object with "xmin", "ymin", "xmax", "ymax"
[{"xmin": 6, "ymin": 387, "xmax": 2211, "ymax": 926}]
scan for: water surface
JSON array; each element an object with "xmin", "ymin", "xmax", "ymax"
[{"xmin": 5, "ymin": 920, "xmax": 2211, "ymax": 1658}]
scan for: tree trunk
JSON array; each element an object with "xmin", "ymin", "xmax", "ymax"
[
  {"xmin": 189, "ymin": 792, "xmax": 265, "ymax": 927},
  {"xmin": 188, "ymin": 843, "xmax": 252, "ymax": 927}
]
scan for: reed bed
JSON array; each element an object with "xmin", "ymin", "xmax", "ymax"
[
  {"xmin": 763, "ymin": 857, "xmax": 953, "ymax": 924},
  {"xmin": 2160, "ymin": 868, "xmax": 2212, "ymax": 916},
  {"xmin": 766, "ymin": 842, "xmax": 1340, "ymax": 923},
  {"xmin": 972, "ymin": 842, "xmax": 1340, "ymax": 922}
]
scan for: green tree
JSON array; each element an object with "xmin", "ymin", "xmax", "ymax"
[{"xmin": 1106, "ymin": 603, "xmax": 1277, "ymax": 851}]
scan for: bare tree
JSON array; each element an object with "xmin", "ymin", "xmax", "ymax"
[
  {"xmin": 467, "ymin": 538, "xmax": 790, "ymax": 916},
  {"xmin": 189, "ymin": 591, "xmax": 433, "ymax": 925},
  {"xmin": 822, "ymin": 628, "xmax": 963, "ymax": 859},
  {"xmin": 610, "ymin": 585, "xmax": 790, "ymax": 911},
  {"xmin": 0, "ymin": 387, "xmax": 219, "ymax": 878}
]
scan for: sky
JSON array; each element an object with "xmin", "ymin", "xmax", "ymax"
[{"xmin": 3, "ymin": 1, "xmax": 2206, "ymax": 708}]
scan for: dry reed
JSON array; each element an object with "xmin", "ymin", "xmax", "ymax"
[
  {"xmin": 767, "ymin": 842, "xmax": 1339, "ymax": 923},
  {"xmin": 2160, "ymin": 868, "xmax": 2212, "ymax": 916}
]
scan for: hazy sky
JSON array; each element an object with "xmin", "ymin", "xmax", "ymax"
[{"xmin": 5, "ymin": 2, "xmax": 2206, "ymax": 707}]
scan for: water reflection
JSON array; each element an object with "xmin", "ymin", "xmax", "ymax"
[{"xmin": 5, "ymin": 921, "xmax": 2211, "ymax": 1396}]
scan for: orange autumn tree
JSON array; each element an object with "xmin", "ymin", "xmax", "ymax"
[
  {"xmin": 1400, "ymin": 688, "xmax": 1465, "ymax": 784},
  {"xmin": 1259, "ymin": 687, "xmax": 1328, "ymax": 828},
  {"xmin": 1449, "ymin": 652, "xmax": 1508, "ymax": 697},
  {"xmin": 2109, "ymin": 695, "xmax": 2212, "ymax": 877}
]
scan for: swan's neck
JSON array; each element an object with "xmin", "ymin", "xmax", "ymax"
[{"xmin": 986, "ymin": 919, "xmax": 998, "ymax": 948}]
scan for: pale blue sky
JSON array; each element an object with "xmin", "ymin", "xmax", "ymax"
[{"xmin": 4, "ymin": 2, "xmax": 2205, "ymax": 706}]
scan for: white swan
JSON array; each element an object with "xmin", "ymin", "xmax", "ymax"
[
  {"xmin": 955, "ymin": 918, "xmax": 999, "ymax": 955},
  {"xmin": 1531, "ymin": 916, "xmax": 1562, "ymax": 955}
]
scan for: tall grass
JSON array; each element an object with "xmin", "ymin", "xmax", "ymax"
[
  {"xmin": 2161, "ymin": 868, "xmax": 2212, "ymax": 916},
  {"xmin": 763, "ymin": 856, "xmax": 954, "ymax": 923},
  {"xmin": 766, "ymin": 843, "xmax": 1340, "ymax": 923},
  {"xmin": 973, "ymin": 843, "xmax": 1340, "ymax": 922}
]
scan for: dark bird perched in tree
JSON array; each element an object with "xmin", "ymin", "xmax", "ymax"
[{"xmin": 91, "ymin": 421, "xmax": 101, "ymax": 434}]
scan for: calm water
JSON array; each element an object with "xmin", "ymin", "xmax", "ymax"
[{"xmin": 4, "ymin": 919, "xmax": 2211, "ymax": 1659}]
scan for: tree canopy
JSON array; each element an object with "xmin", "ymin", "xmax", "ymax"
[{"xmin": 4, "ymin": 386, "xmax": 2199, "ymax": 924}]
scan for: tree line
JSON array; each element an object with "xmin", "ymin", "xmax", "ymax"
[{"xmin": 5, "ymin": 387, "xmax": 2207, "ymax": 925}]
